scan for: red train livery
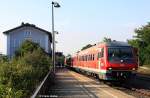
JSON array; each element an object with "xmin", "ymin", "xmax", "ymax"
[{"xmin": 70, "ymin": 41, "xmax": 138, "ymax": 80}]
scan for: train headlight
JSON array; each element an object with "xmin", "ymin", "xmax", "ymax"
[
  {"xmin": 109, "ymin": 67, "xmax": 112, "ymax": 70},
  {"xmin": 132, "ymin": 68, "xmax": 136, "ymax": 71}
]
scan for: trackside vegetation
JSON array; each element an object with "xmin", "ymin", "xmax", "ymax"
[
  {"xmin": 128, "ymin": 22, "xmax": 150, "ymax": 67},
  {"xmin": 0, "ymin": 40, "xmax": 52, "ymax": 98}
]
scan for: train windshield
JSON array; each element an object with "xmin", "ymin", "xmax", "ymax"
[{"xmin": 108, "ymin": 47, "xmax": 134, "ymax": 63}]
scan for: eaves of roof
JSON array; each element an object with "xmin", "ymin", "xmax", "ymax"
[{"xmin": 3, "ymin": 23, "xmax": 52, "ymax": 42}]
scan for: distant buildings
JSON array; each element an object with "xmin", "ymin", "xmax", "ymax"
[{"xmin": 3, "ymin": 23, "xmax": 52, "ymax": 58}]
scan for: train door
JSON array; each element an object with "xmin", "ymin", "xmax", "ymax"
[
  {"xmin": 98, "ymin": 47, "xmax": 107, "ymax": 79},
  {"xmin": 98, "ymin": 48, "xmax": 105, "ymax": 69}
]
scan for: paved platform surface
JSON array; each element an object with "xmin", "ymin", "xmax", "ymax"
[{"xmin": 47, "ymin": 68, "xmax": 135, "ymax": 98}]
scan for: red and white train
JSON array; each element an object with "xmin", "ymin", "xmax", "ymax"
[{"xmin": 67, "ymin": 41, "xmax": 138, "ymax": 80}]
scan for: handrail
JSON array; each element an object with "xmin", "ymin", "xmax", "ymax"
[{"xmin": 31, "ymin": 69, "xmax": 52, "ymax": 98}]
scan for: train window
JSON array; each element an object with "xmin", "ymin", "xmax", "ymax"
[
  {"xmin": 86, "ymin": 55, "xmax": 87, "ymax": 61},
  {"xmin": 101, "ymin": 48, "xmax": 104, "ymax": 57},
  {"xmin": 98, "ymin": 52, "xmax": 100, "ymax": 59},
  {"xmin": 89, "ymin": 55, "xmax": 91, "ymax": 60},
  {"xmin": 93, "ymin": 54, "xmax": 94, "ymax": 60},
  {"xmin": 83, "ymin": 56, "xmax": 84, "ymax": 61},
  {"xmin": 88, "ymin": 55, "xmax": 89, "ymax": 61},
  {"xmin": 83, "ymin": 56, "xmax": 85, "ymax": 61},
  {"xmin": 97, "ymin": 53, "xmax": 100, "ymax": 59},
  {"xmin": 99, "ymin": 53, "xmax": 102, "ymax": 58},
  {"xmin": 98, "ymin": 48, "xmax": 104, "ymax": 59}
]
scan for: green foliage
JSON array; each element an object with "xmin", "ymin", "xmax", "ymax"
[
  {"xmin": 0, "ymin": 40, "xmax": 52, "ymax": 98},
  {"xmin": 103, "ymin": 37, "xmax": 112, "ymax": 42},
  {"xmin": 0, "ymin": 55, "xmax": 8, "ymax": 63},
  {"xmin": 66, "ymin": 54, "xmax": 71, "ymax": 58},
  {"xmin": 128, "ymin": 22, "xmax": 150, "ymax": 66},
  {"xmin": 15, "ymin": 40, "xmax": 44, "ymax": 57}
]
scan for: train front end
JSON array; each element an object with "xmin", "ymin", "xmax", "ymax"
[{"xmin": 103, "ymin": 42, "xmax": 138, "ymax": 80}]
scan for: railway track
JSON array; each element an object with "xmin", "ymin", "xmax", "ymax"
[
  {"xmin": 121, "ymin": 77, "xmax": 150, "ymax": 98},
  {"xmin": 107, "ymin": 79, "xmax": 150, "ymax": 98}
]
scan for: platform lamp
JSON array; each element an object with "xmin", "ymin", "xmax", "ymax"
[{"xmin": 52, "ymin": 1, "xmax": 60, "ymax": 73}]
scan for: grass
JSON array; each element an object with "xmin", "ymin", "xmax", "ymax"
[{"xmin": 137, "ymin": 65, "xmax": 150, "ymax": 76}]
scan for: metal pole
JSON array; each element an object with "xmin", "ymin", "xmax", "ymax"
[{"xmin": 52, "ymin": 2, "xmax": 55, "ymax": 73}]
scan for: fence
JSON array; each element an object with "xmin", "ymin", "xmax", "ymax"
[{"xmin": 31, "ymin": 69, "xmax": 55, "ymax": 98}]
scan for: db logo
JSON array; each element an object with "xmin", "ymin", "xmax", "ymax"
[{"xmin": 120, "ymin": 64, "xmax": 125, "ymax": 66}]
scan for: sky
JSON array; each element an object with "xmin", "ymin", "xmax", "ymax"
[{"xmin": 0, "ymin": 0, "xmax": 150, "ymax": 55}]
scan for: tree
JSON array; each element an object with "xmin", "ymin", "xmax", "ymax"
[
  {"xmin": 66, "ymin": 54, "xmax": 71, "ymax": 58},
  {"xmin": 15, "ymin": 40, "xmax": 44, "ymax": 57},
  {"xmin": 0, "ymin": 40, "xmax": 51, "ymax": 98},
  {"xmin": 128, "ymin": 22, "xmax": 150, "ymax": 66},
  {"xmin": 0, "ymin": 55, "xmax": 8, "ymax": 63},
  {"xmin": 103, "ymin": 37, "xmax": 112, "ymax": 42}
]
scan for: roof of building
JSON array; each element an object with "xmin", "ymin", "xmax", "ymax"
[{"xmin": 3, "ymin": 22, "xmax": 52, "ymax": 42}]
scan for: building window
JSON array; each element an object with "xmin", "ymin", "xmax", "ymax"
[
  {"xmin": 24, "ymin": 31, "xmax": 32, "ymax": 37},
  {"xmin": 29, "ymin": 32, "xmax": 31, "ymax": 36}
]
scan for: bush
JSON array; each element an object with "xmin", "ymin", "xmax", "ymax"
[
  {"xmin": 0, "ymin": 55, "xmax": 8, "ymax": 63},
  {"xmin": 0, "ymin": 40, "xmax": 52, "ymax": 98}
]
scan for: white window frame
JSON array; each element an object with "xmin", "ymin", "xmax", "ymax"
[{"xmin": 24, "ymin": 31, "xmax": 32, "ymax": 37}]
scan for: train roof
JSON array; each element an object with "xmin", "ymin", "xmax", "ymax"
[
  {"xmin": 101, "ymin": 41, "xmax": 131, "ymax": 47},
  {"xmin": 76, "ymin": 41, "xmax": 131, "ymax": 55}
]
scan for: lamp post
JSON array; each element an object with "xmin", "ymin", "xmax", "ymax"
[{"xmin": 52, "ymin": 1, "xmax": 60, "ymax": 73}]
